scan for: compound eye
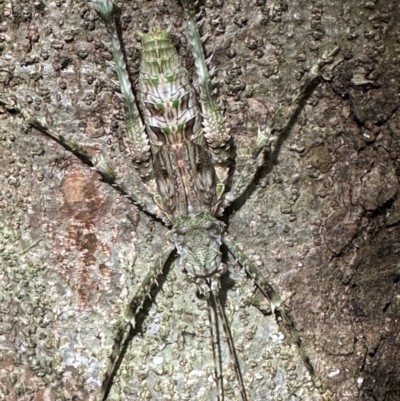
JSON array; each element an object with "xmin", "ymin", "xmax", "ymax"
[
  {"xmin": 209, "ymin": 225, "xmax": 220, "ymax": 237},
  {"xmin": 173, "ymin": 233, "xmax": 184, "ymax": 245}
]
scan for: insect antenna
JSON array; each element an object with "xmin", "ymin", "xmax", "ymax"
[
  {"xmin": 205, "ymin": 288, "xmax": 224, "ymax": 401},
  {"xmin": 205, "ymin": 282, "xmax": 249, "ymax": 401},
  {"xmin": 214, "ymin": 291, "xmax": 249, "ymax": 401}
]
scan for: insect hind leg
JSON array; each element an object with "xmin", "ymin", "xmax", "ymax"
[
  {"xmin": 93, "ymin": 0, "xmax": 153, "ymax": 185},
  {"xmin": 181, "ymin": 0, "xmax": 231, "ymax": 185}
]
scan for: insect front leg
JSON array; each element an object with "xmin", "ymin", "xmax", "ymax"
[
  {"xmin": 222, "ymin": 236, "xmax": 285, "ymax": 315},
  {"xmin": 181, "ymin": 0, "xmax": 231, "ymax": 185},
  {"xmin": 100, "ymin": 245, "xmax": 175, "ymax": 401},
  {"xmin": 222, "ymin": 235, "xmax": 335, "ymax": 400},
  {"xmin": 0, "ymin": 97, "xmax": 158, "ymax": 216}
]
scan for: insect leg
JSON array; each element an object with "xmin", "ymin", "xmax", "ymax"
[
  {"xmin": 223, "ymin": 46, "xmax": 340, "ymax": 207},
  {"xmin": 223, "ymin": 235, "xmax": 335, "ymax": 399},
  {"xmin": 222, "ymin": 236, "xmax": 286, "ymax": 320},
  {"xmin": 0, "ymin": 97, "xmax": 158, "ymax": 216},
  {"xmin": 100, "ymin": 245, "xmax": 175, "ymax": 401},
  {"xmin": 181, "ymin": 0, "xmax": 231, "ymax": 184},
  {"xmin": 93, "ymin": 0, "xmax": 153, "ymax": 185}
]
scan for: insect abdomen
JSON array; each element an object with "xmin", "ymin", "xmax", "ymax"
[{"xmin": 138, "ymin": 28, "xmax": 202, "ymax": 149}]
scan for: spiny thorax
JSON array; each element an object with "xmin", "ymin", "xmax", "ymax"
[{"xmin": 168, "ymin": 211, "xmax": 226, "ymax": 283}]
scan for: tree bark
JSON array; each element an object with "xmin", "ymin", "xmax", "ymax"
[{"xmin": 0, "ymin": 0, "xmax": 399, "ymax": 400}]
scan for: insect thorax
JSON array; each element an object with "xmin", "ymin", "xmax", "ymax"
[{"xmin": 168, "ymin": 211, "xmax": 227, "ymax": 288}]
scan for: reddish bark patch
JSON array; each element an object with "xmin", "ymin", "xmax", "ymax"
[{"xmin": 51, "ymin": 168, "xmax": 109, "ymax": 306}]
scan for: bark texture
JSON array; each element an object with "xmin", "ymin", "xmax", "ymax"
[{"xmin": 0, "ymin": 0, "xmax": 399, "ymax": 400}]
